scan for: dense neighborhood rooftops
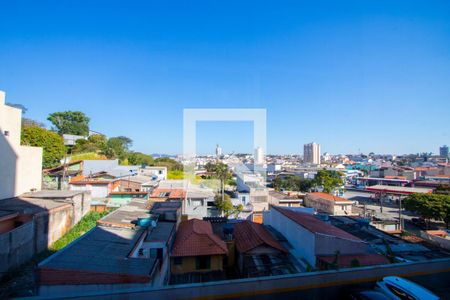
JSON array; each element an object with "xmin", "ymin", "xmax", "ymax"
[
  {"xmin": 38, "ymin": 226, "xmax": 156, "ymax": 285},
  {"xmin": 273, "ymin": 207, "xmax": 361, "ymax": 241},
  {"xmin": 234, "ymin": 221, "xmax": 287, "ymax": 254},
  {"xmin": 171, "ymin": 219, "xmax": 228, "ymax": 257},
  {"xmin": 308, "ymin": 192, "xmax": 352, "ymax": 203}
]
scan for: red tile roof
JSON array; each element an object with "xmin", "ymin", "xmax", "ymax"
[
  {"xmin": 234, "ymin": 221, "xmax": 287, "ymax": 254},
  {"xmin": 309, "ymin": 192, "xmax": 352, "ymax": 203},
  {"xmin": 317, "ymin": 253, "xmax": 390, "ymax": 268},
  {"xmin": 171, "ymin": 219, "xmax": 228, "ymax": 257},
  {"xmin": 273, "ymin": 207, "xmax": 361, "ymax": 241},
  {"xmin": 69, "ymin": 180, "xmax": 112, "ymax": 185},
  {"xmin": 151, "ymin": 188, "xmax": 186, "ymax": 199}
]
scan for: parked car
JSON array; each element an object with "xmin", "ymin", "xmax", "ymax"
[
  {"xmin": 375, "ymin": 276, "xmax": 440, "ymax": 300},
  {"xmin": 349, "ymin": 290, "xmax": 392, "ymax": 300}
]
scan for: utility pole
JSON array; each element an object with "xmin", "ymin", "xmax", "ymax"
[{"xmin": 399, "ymin": 196, "xmax": 402, "ymax": 230}]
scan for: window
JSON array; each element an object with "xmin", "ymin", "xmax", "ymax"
[
  {"xmin": 4, "ymin": 130, "xmax": 9, "ymax": 136},
  {"xmin": 159, "ymin": 170, "xmax": 163, "ymax": 174},
  {"xmin": 196, "ymin": 256, "xmax": 211, "ymax": 270},
  {"xmin": 174, "ymin": 257, "xmax": 182, "ymax": 265},
  {"xmin": 192, "ymin": 200, "xmax": 202, "ymax": 207}
]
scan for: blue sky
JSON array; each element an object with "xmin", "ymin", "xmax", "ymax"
[{"xmin": 1, "ymin": 1, "xmax": 449, "ymax": 155}]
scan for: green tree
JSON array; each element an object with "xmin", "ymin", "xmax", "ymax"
[
  {"xmin": 273, "ymin": 175, "xmax": 313, "ymax": 192},
  {"xmin": 21, "ymin": 125, "xmax": 65, "ymax": 168},
  {"xmin": 404, "ymin": 193, "xmax": 450, "ymax": 228},
  {"xmin": 313, "ymin": 170, "xmax": 344, "ymax": 193},
  {"xmin": 105, "ymin": 136, "xmax": 133, "ymax": 161},
  {"xmin": 47, "ymin": 111, "xmax": 90, "ymax": 136},
  {"xmin": 215, "ymin": 193, "xmax": 234, "ymax": 217},
  {"xmin": 435, "ymin": 185, "xmax": 450, "ymax": 196},
  {"xmin": 153, "ymin": 157, "xmax": 183, "ymax": 171},
  {"xmin": 128, "ymin": 152, "xmax": 154, "ymax": 166}
]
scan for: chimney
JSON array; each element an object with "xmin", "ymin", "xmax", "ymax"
[{"xmin": 0, "ymin": 90, "xmax": 5, "ymax": 105}]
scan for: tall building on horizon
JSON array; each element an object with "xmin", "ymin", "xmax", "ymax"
[
  {"xmin": 440, "ymin": 145, "xmax": 449, "ymax": 158},
  {"xmin": 303, "ymin": 142, "xmax": 321, "ymax": 165},
  {"xmin": 254, "ymin": 146, "xmax": 265, "ymax": 165},
  {"xmin": 215, "ymin": 144, "xmax": 222, "ymax": 158}
]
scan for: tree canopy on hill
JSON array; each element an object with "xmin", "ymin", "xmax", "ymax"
[{"xmin": 47, "ymin": 111, "xmax": 90, "ymax": 136}]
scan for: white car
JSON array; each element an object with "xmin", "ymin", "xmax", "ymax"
[{"xmin": 375, "ymin": 276, "xmax": 440, "ymax": 300}]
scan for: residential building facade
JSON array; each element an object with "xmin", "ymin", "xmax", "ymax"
[{"xmin": 0, "ymin": 90, "xmax": 43, "ymax": 200}]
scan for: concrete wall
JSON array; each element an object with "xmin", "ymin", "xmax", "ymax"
[
  {"xmin": 0, "ymin": 90, "xmax": 42, "ymax": 200},
  {"xmin": 0, "ymin": 221, "xmax": 35, "ymax": 277},
  {"xmin": 315, "ymin": 234, "xmax": 368, "ymax": 256},
  {"xmin": 47, "ymin": 258, "xmax": 450, "ymax": 299},
  {"xmin": 264, "ymin": 208, "xmax": 316, "ymax": 266},
  {"xmin": 34, "ymin": 204, "xmax": 74, "ymax": 253}
]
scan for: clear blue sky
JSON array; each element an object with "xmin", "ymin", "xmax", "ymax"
[{"xmin": 1, "ymin": 1, "xmax": 449, "ymax": 155}]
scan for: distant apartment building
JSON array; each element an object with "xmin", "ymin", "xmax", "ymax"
[
  {"xmin": 216, "ymin": 144, "xmax": 222, "ymax": 158},
  {"xmin": 254, "ymin": 146, "xmax": 265, "ymax": 165},
  {"xmin": 440, "ymin": 145, "xmax": 449, "ymax": 158},
  {"xmin": 0, "ymin": 90, "xmax": 43, "ymax": 200},
  {"xmin": 303, "ymin": 142, "xmax": 321, "ymax": 165},
  {"xmin": 304, "ymin": 192, "xmax": 353, "ymax": 216}
]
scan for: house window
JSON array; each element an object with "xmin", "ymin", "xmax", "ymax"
[
  {"xmin": 192, "ymin": 200, "xmax": 202, "ymax": 207},
  {"xmin": 159, "ymin": 170, "xmax": 163, "ymax": 174},
  {"xmin": 174, "ymin": 257, "xmax": 183, "ymax": 265},
  {"xmin": 196, "ymin": 256, "xmax": 211, "ymax": 270},
  {"xmin": 341, "ymin": 205, "xmax": 345, "ymax": 210},
  {"xmin": 4, "ymin": 131, "xmax": 9, "ymax": 136}
]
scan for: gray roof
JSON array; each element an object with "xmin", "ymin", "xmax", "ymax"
[
  {"xmin": 98, "ymin": 198, "xmax": 151, "ymax": 228},
  {"xmin": 0, "ymin": 196, "xmax": 71, "ymax": 215},
  {"xmin": 145, "ymin": 222, "xmax": 175, "ymax": 243},
  {"xmin": 22, "ymin": 190, "xmax": 85, "ymax": 199},
  {"xmin": 82, "ymin": 159, "xmax": 120, "ymax": 176},
  {"xmin": 40, "ymin": 226, "xmax": 156, "ymax": 276}
]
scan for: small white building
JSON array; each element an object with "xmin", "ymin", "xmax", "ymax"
[
  {"xmin": 0, "ymin": 90, "xmax": 43, "ymax": 200},
  {"xmin": 139, "ymin": 166, "xmax": 167, "ymax": 181},
  {"xmin": 304, "ymin": 192, "xmax": 353, "ymax": 216}
]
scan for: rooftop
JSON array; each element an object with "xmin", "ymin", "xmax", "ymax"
[
  {"xmin": 171, "ymin": 219, "xmax": 228, "ymax": 257},
  {"xmin": 22, "ymin": 190, "xmax": 86, "ymax": 198},
  {"xmin": 97, "ymin": 198, "xmax": 151, "ymax": 228},
  {"xmin": 273, "ymin": 207, "xmax": 361, "ymax": 241},
  {"xmin": 308, "ymin": 192, "xmax": 352, "ymax": 203},
  {"xmin": 39, "ymin": 226, "xmax": 156, "ymax": 284},
  {"xmin": 365, "ymin": 185, "xmax": 432, "ymax": 194},
  {"xmin": 234, "ymin": 221, "xmax": 287, "ymax": 254}
]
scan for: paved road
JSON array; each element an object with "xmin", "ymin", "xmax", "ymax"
[{"xmin": 343, "ymin": 190, "xmax": 416, "ymax": 222}]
